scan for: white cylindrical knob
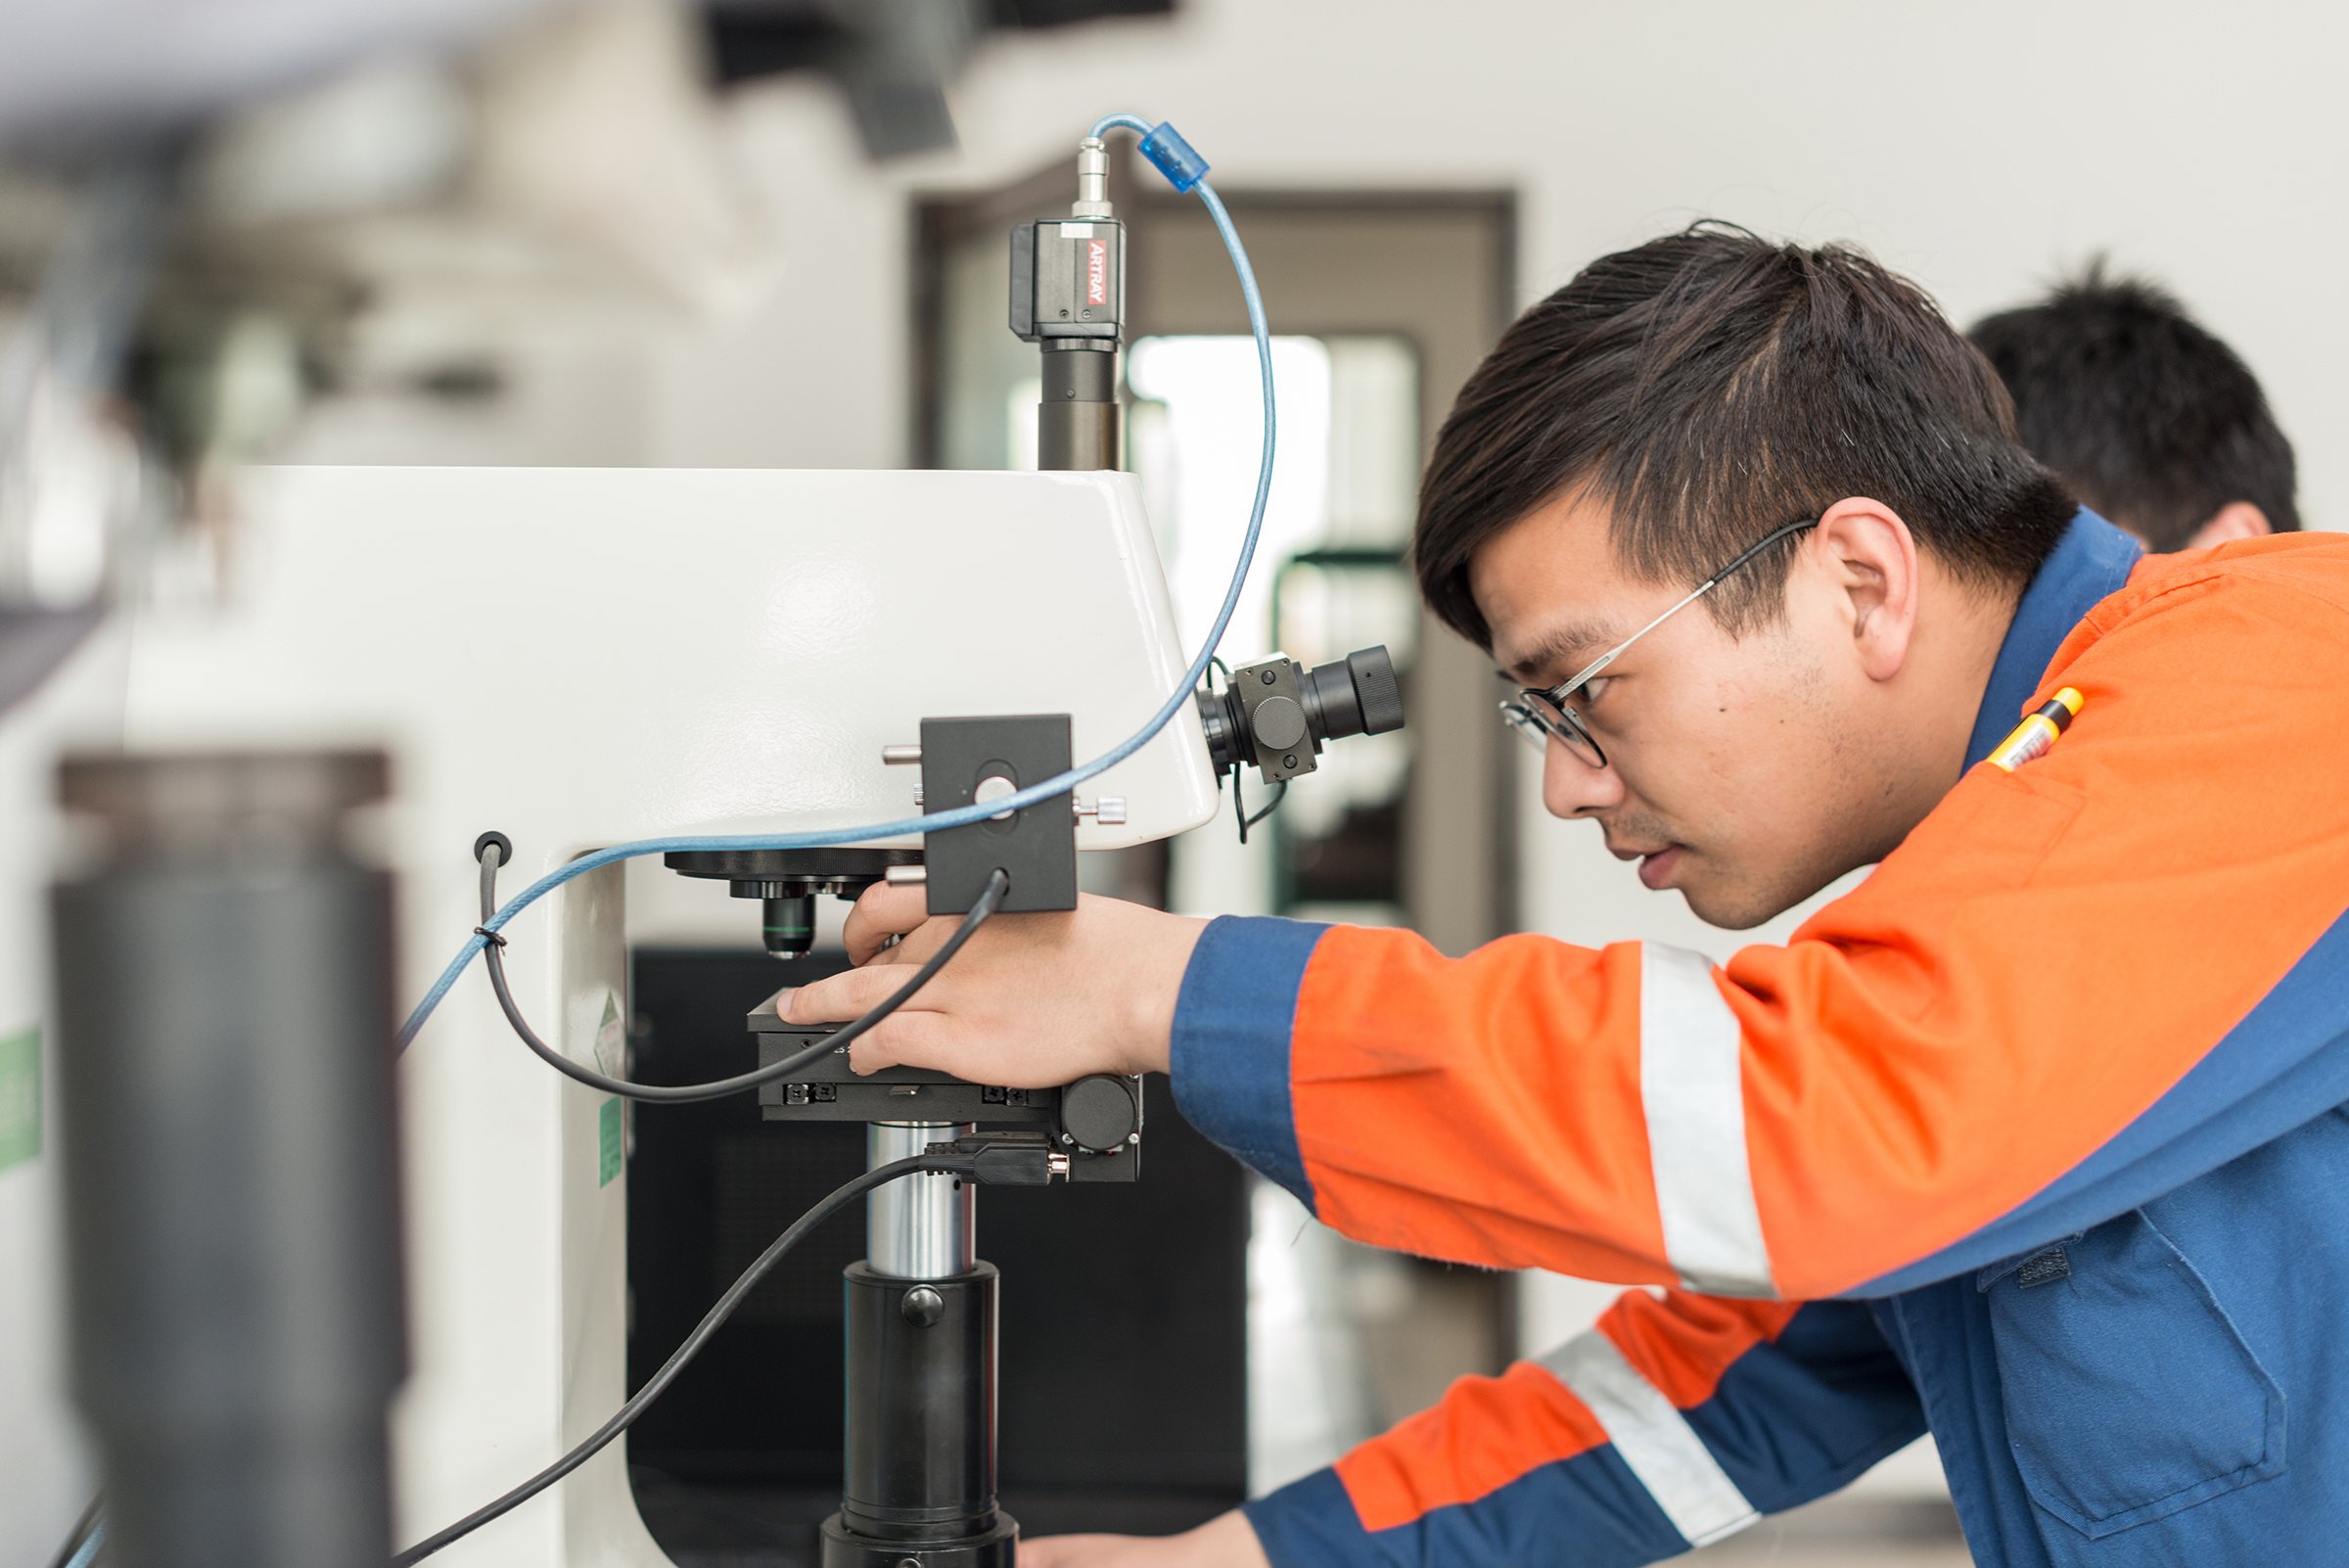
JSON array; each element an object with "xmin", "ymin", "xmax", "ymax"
[{"xmin": 1074, "ymin": 796, "xmax": 1128, "ymax": 826}]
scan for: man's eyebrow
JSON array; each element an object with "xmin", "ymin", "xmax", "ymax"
[{"xmin": 1499, "ymin": 619, "xmax": 1620, "ymax": 685}]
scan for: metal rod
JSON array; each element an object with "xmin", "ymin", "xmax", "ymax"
[{"xmin": 867, "ymin": 1122, "xmax": 974, "ymax": 1278}]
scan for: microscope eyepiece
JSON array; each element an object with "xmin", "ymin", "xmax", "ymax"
[
  {"xmin": 1196, "ymin": 644, "xmax": 1405, "ymax": 784},
  {"xmin": 1300, "ymin": 645, "xmax": 1405, "ymax": 746}
]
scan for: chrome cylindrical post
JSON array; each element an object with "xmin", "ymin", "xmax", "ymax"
[{"xmin": 867, "ymin": 1122, "xmax": 975, "ymax": 1279}]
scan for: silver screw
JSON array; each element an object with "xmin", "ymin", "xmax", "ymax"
[
  {"xmin": 1074, "ymin": 796, "xmax": 1128, "ymax": 826},
  {"xmin": 882, "ymin": 744, "xmax": 923, "ymax": 766},
  {"xmin": 885, "ymin": 864, "xmax": 929, "ymax": 888},
  {"xmin": 976, "ymin": 775, "xmax": 1017, "ymax": 820}
]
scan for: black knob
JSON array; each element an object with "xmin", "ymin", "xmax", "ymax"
[
  {"xmin": 1252, "ymin": 694, "xmax": 1309, "ymax": 751},
  {"xmin": 1060, "ymin": 1075, "xmax": 1139, "ymax": 1154},
  {"xmin": 1298, "ymin": 644, "xmax": 1405, "ymax": 742},
  {"xmin": 1347, "ymin": 645, "xmax": 1405, "ymax": 735}
]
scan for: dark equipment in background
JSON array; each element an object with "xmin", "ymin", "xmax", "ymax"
[
  {"xmin": 49, "ymin": 751, "xmax": 405, "ymax": 1568},
  {"xmin": 705, "ymin": 0, "xmax": 1177, "ymax": 159}
]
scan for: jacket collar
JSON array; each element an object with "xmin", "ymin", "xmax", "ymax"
[{"xmin": 1964, "ymin": 509, "xmax": 2142, "ymax": 768}]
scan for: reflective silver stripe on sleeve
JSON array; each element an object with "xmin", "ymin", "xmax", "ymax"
[
  {"xmin": 1541, "ymin": 1329, "xmax": 1760, "ymax": 1548},
  {"xmin": 1639, "ymin": 944, "xmax": 1774, "ymax": 1297}
]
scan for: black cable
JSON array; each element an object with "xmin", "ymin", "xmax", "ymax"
[
  {"xmin": 475, "ymin": 842, "xmax": 1007, "ymax": 1103},
  {"xmin": 43, "ymin": 1495, "xmax": 103, "ymax": 1568},
  {"xmin": 1212, "ymin": 660, "xmax": 1257, "ymax": 845},
  {"xmin": 1241, "ymin": 777, "xmax": 1287, "ymax": 838},
  {"xmin": 392, "ymin": 1152, "xmax": 966, "ymax": 1567}
]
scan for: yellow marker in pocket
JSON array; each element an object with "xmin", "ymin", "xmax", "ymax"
[{"xmin": 1989, "ymin": 687, "xmax": 2085, "ymax": 772}]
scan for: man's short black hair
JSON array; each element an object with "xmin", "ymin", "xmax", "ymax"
[
  {"xmin": 1967, "ymin": 261, "xmax": 2299, "ymax": 551},
  {"xmin": 1415, "ymin": 224, "xmax": 2076, "ymax": 650}
]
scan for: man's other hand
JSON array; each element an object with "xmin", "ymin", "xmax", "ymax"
[
  {"xmin": 780, "ymin": 883, "xmax": 1207, "ymax": 1084},
  {"xmin": 1020, "ymin": 1511, "xmax": 1271, "ymax": 1568}
]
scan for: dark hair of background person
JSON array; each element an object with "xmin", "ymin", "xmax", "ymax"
[
  {"xmin": 1966, "ymin": 260, "xmax": 2299, "ymax": 552},
  {"xmin": 1412, "ymin": 223, "xmax": 2077, "ymax": 652}
]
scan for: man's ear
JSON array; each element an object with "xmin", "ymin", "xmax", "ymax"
[
  {"xmin": 2183, "ymin": 501, "xmax": 2273, "ymax": 551},
  {"xmin": 1810, "ymin": 497, "xmax": 1918, "ymax": 684}
]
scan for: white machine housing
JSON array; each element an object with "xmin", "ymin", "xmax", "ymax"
[{"xmin": 121, "ymin": 464, "xmax": 1221, "ymax": 1566}]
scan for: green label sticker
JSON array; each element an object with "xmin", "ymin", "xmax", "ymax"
[
  {"xmin": 0, "ymin": 1029, "xmax": 39, "ymax": 1172},
  {"xmin": 598, "ymin": 1097, "xmax": 623, "ymax": 1187}
]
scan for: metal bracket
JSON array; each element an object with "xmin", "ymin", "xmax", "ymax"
[
  {"xmin": 917, "ymin": 714, "xmax": 1079, "ymax": 916},
  {"xmin": 1229, "ymin": 658, "xmax": 1319, "ymax": 783}
]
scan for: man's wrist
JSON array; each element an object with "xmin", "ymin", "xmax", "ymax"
[
  {"xmin": 1127, "ymin": 911, "xmax": 1209, "ymax": 1076},
  {"xmin": 1189, "ymin": 1508, "xmax": 1271, "ymax": 1567}
]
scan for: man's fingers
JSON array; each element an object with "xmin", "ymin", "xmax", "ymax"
[
  {"xmin": 781, "ymin": 964, "xmax": 937, "ymax": 1027},
  {"xmin": 844, "ymin": 881, "xmax": 936, "ymax": 965},
  {"xmin": 777, "ymin": 973, "xmax": 961, "ymax": 1077},
  {"xmin": 846, "ymin": 1012, "xmax": 962, "ymax": 1076}
]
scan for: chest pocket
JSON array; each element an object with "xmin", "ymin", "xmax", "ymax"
[{"xmin": 1981, "ymin": 1209, "xmax": 2285, "ymax": 1541}]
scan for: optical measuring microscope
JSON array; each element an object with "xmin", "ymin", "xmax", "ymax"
[{"xmin": 104, "ymin": 119, "xmax": 1402, "ymax": 1568}]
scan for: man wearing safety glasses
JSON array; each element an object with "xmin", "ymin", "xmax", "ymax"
[
  {"xmin": 1496, "ymin": 516, "xmax": 1819, "ymax": 901},
  {"xmin": 791, "ymin": 226, "xmax": 2349, "ymax": 1568},
  {"xmin": 1502, "ymin": 516, "xmax": 1819, "ymax": 767}
]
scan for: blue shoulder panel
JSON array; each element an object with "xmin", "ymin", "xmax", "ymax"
[{"xmin": 1964, "ymin": 508, "xmax": 2141, "ymax": 768}]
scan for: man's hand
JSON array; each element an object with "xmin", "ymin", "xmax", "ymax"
[
  {"xmin": 1019, "ymin": 1511, "xmax": 1271, "ymax": 1568},
  {"xmin": 781, "ymin": 882, "xmax": 1208, "ymax": 1084}
]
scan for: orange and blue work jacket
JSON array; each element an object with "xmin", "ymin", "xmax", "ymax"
[{"xmin": 1170, "ymin": 513, "xmax": 2349, "ymax": 1567}]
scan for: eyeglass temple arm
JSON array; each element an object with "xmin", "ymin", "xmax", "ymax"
[{"xmin": 1549, "ymin": 519, "xmax": 1817, "ymax": 697}]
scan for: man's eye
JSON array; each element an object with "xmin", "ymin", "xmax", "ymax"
[{"xmin": 1578, "ymin": 675, "xmax": 1613, "ymax": 706}]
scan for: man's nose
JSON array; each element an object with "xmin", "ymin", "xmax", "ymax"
[{"xmin": 1542, "ymin": 739, "xmax": 1625, "ymax": 818}]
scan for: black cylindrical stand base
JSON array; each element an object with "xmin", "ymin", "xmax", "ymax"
[
  {"xmin": 841, "ymin": 1261, "xmax": 999, "ymax": 1536},
  {"xmin": 821, "ymin": 1511, "xmax": 1018, "ymax": 1568}
]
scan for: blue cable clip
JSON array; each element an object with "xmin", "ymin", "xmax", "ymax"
[{"xmin": 1138, "ymin": 121, "xmax": 1210, "ymax": 193}]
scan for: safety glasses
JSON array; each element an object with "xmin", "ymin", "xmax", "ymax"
[{"xmin": 1499, "ymin": 518, "xmax": 1819, "ymax": 767}]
